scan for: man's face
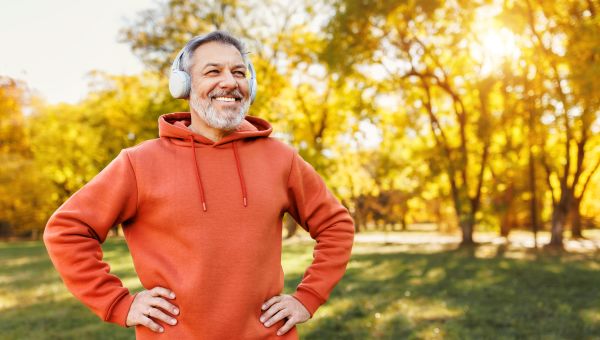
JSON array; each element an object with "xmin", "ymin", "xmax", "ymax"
[{"xmin": 188, "ymin": 41, "xmax": 250, "ymax": 131}]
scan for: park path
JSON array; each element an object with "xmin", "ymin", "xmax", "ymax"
[
  {"xmin": 287, "ymin": 230, "xmax": 600, "ymax": 253},
  {"xmin": 353, "ymin": 231, "xmax": 600, "ymax": 252}
]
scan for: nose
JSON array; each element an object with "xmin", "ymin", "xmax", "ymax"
[{"xmin": 218, "ymin": 70, "xmax": 238, "ymax": 90}]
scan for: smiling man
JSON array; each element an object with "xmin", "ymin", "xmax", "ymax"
[{"xmin": 43, "ymin": 31, "xmax": 355, "ymax": 339}]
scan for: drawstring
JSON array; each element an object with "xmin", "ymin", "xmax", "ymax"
[
  {"xmin": 232, "ymin": 141, "xmax": 248, "ymax": 207},
  {"xmin": 189, "ymin": 136, "xmax": 207, "ymax": 211},
  {"xmin": 188, "ymin": 136, "xmax": 248, "ymax": 211}
]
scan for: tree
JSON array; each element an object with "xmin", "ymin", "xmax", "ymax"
[
  {"xmin": 0, "ymin": 76, "xmax": 52, "ymax": 238},
  {"xmin": 509, "ymin": 0, "xmax": 600, "ymax": 247},
  {"xmin": 322, "ymin": 0, "xmax": 500, "ymax": 245}
]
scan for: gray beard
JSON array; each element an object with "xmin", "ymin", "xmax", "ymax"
[{"xmin": 190, "ymin": 91, "xmax": 250, "ymax": 131}]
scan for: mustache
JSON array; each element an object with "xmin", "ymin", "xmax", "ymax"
[{"xmin": 208, "ymin": 88, "xmax": 243, "ymax": 100}]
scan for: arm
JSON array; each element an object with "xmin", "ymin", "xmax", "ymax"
[
  {"xmin": 43, "ymin": 149, "xmax": 138, "ymax": 327},
  {"xmin": 260, "ymin": 151, "xmax": 355, "ymax": 335},
  {"xmin": 285, "ymin": 151, "xmax": 355, "ymax": 316}
]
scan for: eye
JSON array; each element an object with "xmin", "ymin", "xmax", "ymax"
[{"xmin": 205, "ymin": 69, "xmax": 219, "ymax": 75}]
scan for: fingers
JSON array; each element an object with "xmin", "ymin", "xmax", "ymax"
[
  {"xmin": 260, "ymin": 294, "xmax": 311, "ymax": 335},
  {"xmin": 126, "ymin": 286, "xmax": 180, "ymax": 332},
  {"xmin": 263, "ymin": 308, "xmax": 289, "ymax": 327},
  {"xmin": 147, "ymin": 306, "xmax": 178, "ymax": 326},
  {"xmin": 277, "ymin": 317, "xmax": 297, "ymax": 336},
  {"xmin": 139, "ymin": 314, "xmax": 164, "ymax": 333},
  {"xmin": 260, "ymin": 301, "xmax": 285, "ymax": 324},
  {"xmin": 150, "ymin": 286, "xmax": 176, "ymax": 300},
  {"xmin": 150, "ymin": 296, "xmax": 180, "ymax": 316},
  {"xmin": 261, "ymin": 295, "xmax": 282, "ymax": 311}
]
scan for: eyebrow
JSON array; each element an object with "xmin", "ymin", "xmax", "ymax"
[{"xmin": 202, "ymin": 63, "xmax": 247, "ymax": 69}]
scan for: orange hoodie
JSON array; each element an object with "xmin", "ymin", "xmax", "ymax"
[{"xmin": 43, "ymin": 112, "xmax": 355, "ymax": 339}]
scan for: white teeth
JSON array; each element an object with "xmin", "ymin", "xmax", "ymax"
[{"xmin": 215, "ymin": 97, "xmax": 236, "ymax": 102}]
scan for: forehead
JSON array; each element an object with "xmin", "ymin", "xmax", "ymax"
[{"xmin": 191, "ymin": 41, "xmax": 245, "ymax": 69}]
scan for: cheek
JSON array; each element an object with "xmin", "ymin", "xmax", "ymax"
[
  {"xmin": 191, "ymin": 80, "xmax": 217, "ymax": 97},
  {"xmin": 238, "ymin": 80, "xmax": 250, "ymax": 96}
]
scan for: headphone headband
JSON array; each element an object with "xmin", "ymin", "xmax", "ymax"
[{"xmin": 171, "ymin": 48, "xmax": 185, "ymax": 73}]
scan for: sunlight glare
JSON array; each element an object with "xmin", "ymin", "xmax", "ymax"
[
  {"xmin": 470, "ymin": 3, "xmax": 521, "ymax": 75},
  {"xmin": 471, "ymin": 28, "xmax": 521, "ymax": 75}
]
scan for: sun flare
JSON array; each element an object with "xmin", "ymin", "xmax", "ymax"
[
  {"xmin": 470, "ymin": 27, "xmax": 521, "ymax": 74},
  {"xmin": 469, "ymin": 4, "xmax": 521, "ymax": 75}
]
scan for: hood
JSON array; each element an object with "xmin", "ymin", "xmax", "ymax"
[
  {"xmin": 158, "ymin": 112, "xmax": 272, "ymax": 146},
  {"xmin": 157, "ymin": 112, "xmax": 272, "ymax": 212}
]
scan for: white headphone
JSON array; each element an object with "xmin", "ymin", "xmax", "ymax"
[{"xmin": 169, "ymin": 37, "xmax": 257, "ymax": 103}]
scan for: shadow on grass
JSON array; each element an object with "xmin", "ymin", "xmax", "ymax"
[
  {"xmin": 2, "ymin": 239, "xmax": 599, "ymax": 339},
  {"xmin": 0, "ymin": 299, "xmax": 134, "ymax": 340},
  {"xmin": 295, "ymin": 245, "xmax": 600, "ymax": 339},
  {"xmin": 0, "ymin": 238, "xmax": 135, "ymax": 291},
  {"xmin": 1, "ymin": 238, "xmax": 139, "ymax": 340}
]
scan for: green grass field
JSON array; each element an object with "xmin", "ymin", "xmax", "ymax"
[{"xmin": 1, "ymin": 236, "xmax": 599, "ymax": 339}]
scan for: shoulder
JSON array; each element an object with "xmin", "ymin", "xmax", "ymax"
[
  {"xmin": 261, "ymin": 137, "xmax": 296, "ymax": 152},
  {"xmin": 118, "ymin": 138, "xmax": 168, "ymax": 166},
  {"xmin": 122, "ymin": 138, "xmax": 163, "ymax": 156},
  {"xmin": 252, "ymin": 136, "xmax": 299, "ymax": 161}
]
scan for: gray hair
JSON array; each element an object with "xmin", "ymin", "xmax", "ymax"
[{"xmin": 180, "ymin": 31, "xmax": 248, "ymax": 75}]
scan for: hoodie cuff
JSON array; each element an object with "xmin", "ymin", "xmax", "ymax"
[
  {"xmin": 105, "ymin": 292, "xmax": 136, "ymax": 327},
  {"xmin": 292, "ymin": 287, "xmax": 325, "ymax": 318}
]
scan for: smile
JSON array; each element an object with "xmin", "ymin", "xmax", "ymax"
[{"xmin": 213, "ymin": 97, "xmax": 239, "ymax": 102}]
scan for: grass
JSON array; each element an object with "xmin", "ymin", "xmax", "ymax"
[{"xmin": 1, "ymin": 235, "xmax": 600, "ymax": 339}]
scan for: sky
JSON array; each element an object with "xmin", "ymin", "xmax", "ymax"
[{"xmin": 0, "ymin": 0, "xmax": 158, "ymax": 104}]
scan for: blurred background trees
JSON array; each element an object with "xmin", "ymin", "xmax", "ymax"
[{"xmin": 1, "ymin": 0, "xmax": 598, "ymax": 248}]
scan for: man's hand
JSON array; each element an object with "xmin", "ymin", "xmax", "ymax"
[
  {"xmin": 260, "ymin": 294, "xmax": 310, "ymax": 336},
  {"xmin": 126, "ymin": 286, "xmax": 180, "ymax": 333}
]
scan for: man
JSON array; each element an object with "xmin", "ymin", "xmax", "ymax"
[{"xmin": 44, "ymin": 31, "xmax": 354, "ymax": 339}]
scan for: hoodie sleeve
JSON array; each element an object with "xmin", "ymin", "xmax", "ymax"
[
  {"xmin": 286, "ymin": 151, "xmax": 355, "ymax": 317},
  {"xmin": 43, "ymin": 149, "xmax": 138, "ymax": 327}
]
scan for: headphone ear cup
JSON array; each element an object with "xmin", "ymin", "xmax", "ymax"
[
  {"xmin": 248, "ymin": 62, "xmax": 258, "ymax": 104},
  {"xmin": 169, "ymin": 70, "xmax": 191, "ymax": 99}
]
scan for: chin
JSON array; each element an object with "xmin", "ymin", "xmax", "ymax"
[
  {"xmin": 191, "ymin": 93, "xmax": 250, "ymax": 131},
  {"xmin": 204, "ymin": 109, "xmax": 245, "ymax": 130}
]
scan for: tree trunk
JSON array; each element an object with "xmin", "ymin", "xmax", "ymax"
[
  {"xmin": 499, "ymin": 183, "xmax": 515, "ymax": 238},
  {"xmin": 570, "ymin": 197, "xmax": 583, "ymax": 238},
  {"xmin": 460, "ymin": 217, "xmax": 475, "ymax": 245},
  {"xmin": 352, "ymin": 209, "xmax": 363, "ymax": 233},
  {"xmin": 528, "ymin": 145, "xmax": 539, "ymax": 248},
  {"xmin": 549, "ymin": 202, "xmax": 568, "ymax": 247},
  {"xmin": 500, "ymin": 212, "xmax": 513, "ymax": 238},
  {"xmin": 400, "ymin": 214, "xmax": 407, "ymax": 231},
  {"xmin": 30, "ymin": 228, "xmax": 39, "ymax": 241},
  {"xmin": 433, "ymin": 200, "xmax": 445, "ymax": 232}
]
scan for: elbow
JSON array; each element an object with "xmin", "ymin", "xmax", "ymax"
[
  {"xmin": 341, "ymin": 212, "xmax": 356, "ymax": 238},
  {"xmin": 42, "ymin": 221, "xmax": 53, "ymax": 250},
  {"xmin": 42, "ymin": 214, "xmax": 59, "ymax": 249}
]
